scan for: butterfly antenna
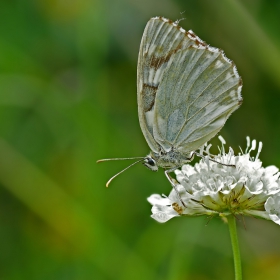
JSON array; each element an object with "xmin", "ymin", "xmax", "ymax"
[
  {"xmin": 97, "ymin": 157, "xmax": 145, "ymax": 163},
  {"xmin": 100, "ymin": 158, "xmax": 145, "ymax": 187}
]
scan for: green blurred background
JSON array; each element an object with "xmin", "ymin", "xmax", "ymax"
[{"xmin": 0, "ymin": 0, "xmax": 280, "ymax": 279}]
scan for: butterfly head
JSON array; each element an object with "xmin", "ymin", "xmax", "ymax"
[{"xmin": 143, "ymin": 155, "xmax": 158, "ymax": 172}]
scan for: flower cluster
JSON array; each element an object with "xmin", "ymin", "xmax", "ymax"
[{"xmin": 148, "ymin": 137, "xmax": 280, "ymax": 224}]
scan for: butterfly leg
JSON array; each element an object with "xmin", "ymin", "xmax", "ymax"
[{"xmin": 165, "ymin": 168, "xmax": 186, "ymax": 207}]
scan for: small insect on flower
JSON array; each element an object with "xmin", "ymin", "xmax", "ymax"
[
  {"xmin": 97, "ymin": 17, "xmax": 243, "ymax": 202},
  {"xmin": 148, "ymin": 137, "xmax": 280, "ymax": 224}
]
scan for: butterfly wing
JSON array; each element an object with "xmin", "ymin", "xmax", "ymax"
[
  {"xmin": 137, "ymin": 17, "xmax": 197, "ymax": 152},
  {"xmin": 151, "ymin": 20, "xmax": 242, "ymax": 153}
]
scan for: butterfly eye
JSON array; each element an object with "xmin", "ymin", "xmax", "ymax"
[
  {"xmin": 143, "ymin": 157, "xmax": 158, "ymax": 171},
  {"xmin": 147, "ymin": 158, "xmax": 155, "ymax": 166}
]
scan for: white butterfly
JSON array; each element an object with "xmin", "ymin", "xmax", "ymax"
[{"xmin": 98, "ymin": 16, "xmax": 242, "ymax": 199}]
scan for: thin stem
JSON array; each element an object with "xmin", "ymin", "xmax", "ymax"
[{"xmin": 227, "ymin": 215, "xmax": 242, "ymax": 280}]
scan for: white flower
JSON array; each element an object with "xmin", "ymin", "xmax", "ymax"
[{"xmin": 148, "ymin": 137, "xmax": 280, "ymax": 224}]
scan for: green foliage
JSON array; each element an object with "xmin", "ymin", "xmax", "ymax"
[{"xmin": 0, "ymin": 0, "xmax": 280, "ymax": 279}]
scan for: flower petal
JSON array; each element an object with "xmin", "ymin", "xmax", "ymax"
[
  {"xmin": 150, "ymin": 205, "xmax": 179, "ymax": 223},
  {"xmin": 147, "ymin": 194, "xmax": 171, "ymax": 206},
  {"xmin": 265, "ymin": 196, "xmax": 280, "ymax": 225}
]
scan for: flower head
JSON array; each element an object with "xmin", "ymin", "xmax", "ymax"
[{"xmin": 148, "ymin": 137, "xmax": 280, "ymax": 224}]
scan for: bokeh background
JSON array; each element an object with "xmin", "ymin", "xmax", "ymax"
[{"xmin": 0, "ymin": 0, "xmax": 280, "ymax": 279}]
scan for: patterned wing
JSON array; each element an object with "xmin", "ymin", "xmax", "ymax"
[
  {"xmin": 151, "ymin": 22, "xmax": 243, "ymax": 153},
  {"xmin": 137, "ymin": 17, "xmax": 198, "ymax": 152}
]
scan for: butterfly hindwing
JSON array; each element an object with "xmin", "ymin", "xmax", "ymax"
[{"xmin": 153, "ymin": 44, "xmax": 242, "ymax": 153}]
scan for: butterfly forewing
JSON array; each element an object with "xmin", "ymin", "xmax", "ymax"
[{"xmin": 138, "ymin": 17, "xmax": 242, "ymax": 154}]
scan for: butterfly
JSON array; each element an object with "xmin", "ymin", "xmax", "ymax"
[{"xmin": 98, "ymin": 16, "xmax": 243, "ymax": 201}]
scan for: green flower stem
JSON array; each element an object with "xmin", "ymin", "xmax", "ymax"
[{"xmin": 227, "ymin": 215, "xmax": 242, "ymax": 280}]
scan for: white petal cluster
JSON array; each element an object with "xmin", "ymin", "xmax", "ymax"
[{"xmin": 148, "ymin": 137, "xmax": 280, "ymax": 224}]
